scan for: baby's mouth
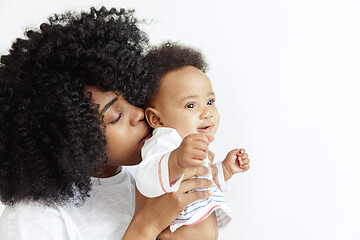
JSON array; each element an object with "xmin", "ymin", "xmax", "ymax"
[{"xmin": 197, "ymin": 125, "xmax": 213, "ymax": 133}]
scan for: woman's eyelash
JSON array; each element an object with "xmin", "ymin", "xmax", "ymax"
[{"xmin": 110, "ymin": 112, "xmax": 122, "ymax": 124}]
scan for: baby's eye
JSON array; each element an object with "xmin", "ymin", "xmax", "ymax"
[
  {"xmin": 186, "ymin": 103, "xmax": 195, "ymax": 109},
  {"xmin": 207, "ymin": 99, "xmax": 215, "ymax": 105}
]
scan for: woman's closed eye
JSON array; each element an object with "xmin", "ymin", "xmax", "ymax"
[{"xmin": 109, "ymin": 109, "xmax": 122, "ymax": 124}]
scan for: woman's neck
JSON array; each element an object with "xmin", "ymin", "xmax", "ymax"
[{"xmin": 91, "ymin": 165, "xmax": 122, "ymax": 178}]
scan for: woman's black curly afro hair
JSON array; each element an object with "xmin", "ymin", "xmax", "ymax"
[
  {"xmin": 143, "ymin": 41, "xmax": 208, "ymax": 104},
  {"xmin": 0, "ymin": 7, "xmax": 150, "ymax": 205}
]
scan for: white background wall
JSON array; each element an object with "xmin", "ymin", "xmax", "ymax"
[{"xmin": 1, "ymin": 0, "xmax": 359, "ymax": 239}]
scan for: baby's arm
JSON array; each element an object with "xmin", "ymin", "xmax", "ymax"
[
  {"xmin": 137, "ymin": 131, "xmax": 214, "ymax": 197},
  {"xmin": 222, "ymin": 149, "xmax": 250, "ymax": 181},
  {"xmin": 168, "ymin": 134, "xmax": 214, "ymax": 183},
  {"xmin": 124, "ymin": 166, "xmax": 213, "ymax": 240}
]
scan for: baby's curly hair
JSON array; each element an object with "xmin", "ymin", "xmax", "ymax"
[
  {"xmin": 144, "ymin": 42, "xmax": 208, "ymax": 103},
  {"xmin": 0, "ymin": 7, "xmax": 150, "ymax": 205}
]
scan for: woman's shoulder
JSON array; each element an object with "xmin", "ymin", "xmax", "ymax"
[
  {"xmin": 0, "ymin": 202, "xmax": 68, "ymax": 240},
  {"xmin": 1, "ymin": 201, "xmax": 61, "ymax": 217}
]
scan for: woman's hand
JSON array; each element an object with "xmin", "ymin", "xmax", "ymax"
[{"xmin": 122, "ymin": 166, "xmax": 213, "ymax": 240}]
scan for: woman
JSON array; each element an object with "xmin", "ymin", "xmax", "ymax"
[{"xmin": 0, "ymin": 7, "xmax": 212, "ymax": 239}]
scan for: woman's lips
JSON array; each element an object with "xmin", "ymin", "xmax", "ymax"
[{"xmin": 139, "ymin": 130, "xmax": 152, "ymax": 143}]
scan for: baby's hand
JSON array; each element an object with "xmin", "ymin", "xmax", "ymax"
[
  {"xmin": 236, "ymin": 149, "xmax": 250, "ymax": 173},
  {"xmin": 176, "ymin": 134, "xmax": 214, "ymax": 169},
  {"xmin": 223, "ymin": 149, "xmax": 250, "ymax": 180}
]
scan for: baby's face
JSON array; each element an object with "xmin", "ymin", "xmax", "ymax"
[{"xmin": 150, "ymin": 65, "xmax": 220, "ymax": 139}]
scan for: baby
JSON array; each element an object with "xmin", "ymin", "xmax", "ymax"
[{"xmin": 136, "ymin": 42, "xmax": 250, "ymax": 239}]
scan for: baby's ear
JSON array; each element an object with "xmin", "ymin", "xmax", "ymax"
[{"xmin": 145, "ymin": 107, "xmax": 162, "ymax": 129}]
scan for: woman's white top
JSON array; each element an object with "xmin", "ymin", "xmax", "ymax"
[{"xmin": 0, "ymin": 168, "xmax": 135, "ymax": 240}]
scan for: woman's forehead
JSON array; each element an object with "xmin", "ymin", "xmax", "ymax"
[{"xmin": 85, "ymin": 86, "xmax": 118, "ymax": 109}]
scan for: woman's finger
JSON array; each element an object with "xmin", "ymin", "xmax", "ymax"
[
  {"xmin": 178, "ymin": 177, "xmax": 213, "ymax": 194},
  {"xmin": 182, "ymin": 188, "xmax": 211, "ymax": 206},
  {"xmin": 183, "ymin": 165, "xmax": 210, "ymax": 180}
]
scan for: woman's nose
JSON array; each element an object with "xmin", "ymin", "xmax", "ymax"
[{"xmin": 129, "ymin": 105, "xmax": 145, "ymax": 126}]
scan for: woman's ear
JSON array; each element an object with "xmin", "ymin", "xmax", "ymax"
[{"xmin": 145, "ymin": 107, "xmax": 162, "ymax": 129}]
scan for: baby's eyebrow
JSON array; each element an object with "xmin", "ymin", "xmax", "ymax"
[
  {"xmin": 180, "ymin": 92, "xmax": 215, "ymax": 101},
  {"xmin": 181, "ymin": 95, "xmax": 199, "ymax": 101},
  {"xmin": 101, "ymin": 97, "xmax": 118, "ymax": 115}
]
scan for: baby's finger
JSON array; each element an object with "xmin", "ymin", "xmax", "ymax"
[
  {"xmin": 206, "ymin": 135, "xmax": 215, "ymax": 143},
  {"xmin": 210, "ymin": 163, "xmax": 218, "ymax": 176},
  {"xmin": 238, "ymin": 153, "xmax": 248, "ymax": 160},
  {"xmin": 192, "ymin": 140, "xmax": 210, "ymax": 153},
  {"xmin": 237, "ymin": 156, "xmax": 244, "ymax": 165},
  {"xmin": 208, "ymin": 151, "xmax": 215, "ymax": 163},
  {"xmin": 240, "ymin": 164, "xmax": 250, "ymax": 171},
  {"xmin": 241, "ymin": 158, "xmax": 250, "ymax": 165},
  {"xmin": 191, "ymin": 149, "xmax": 208, "ymax": 161},
  {"xmin": 192, "ymin": 134, "xmax": 213, "ymax": 145},
  {"xmin": 239, "ymin": 149, "xmax": 246, "ymax": 155}
]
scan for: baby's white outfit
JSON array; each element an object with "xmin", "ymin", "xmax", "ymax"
[{"xmin": 136, "ymin": 127, "xmax": 232, "ymax": 232}]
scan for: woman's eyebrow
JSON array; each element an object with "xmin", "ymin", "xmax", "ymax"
[{"xmin": 101, "ymin": 97, "xmax": 118, "ymax": 115}]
